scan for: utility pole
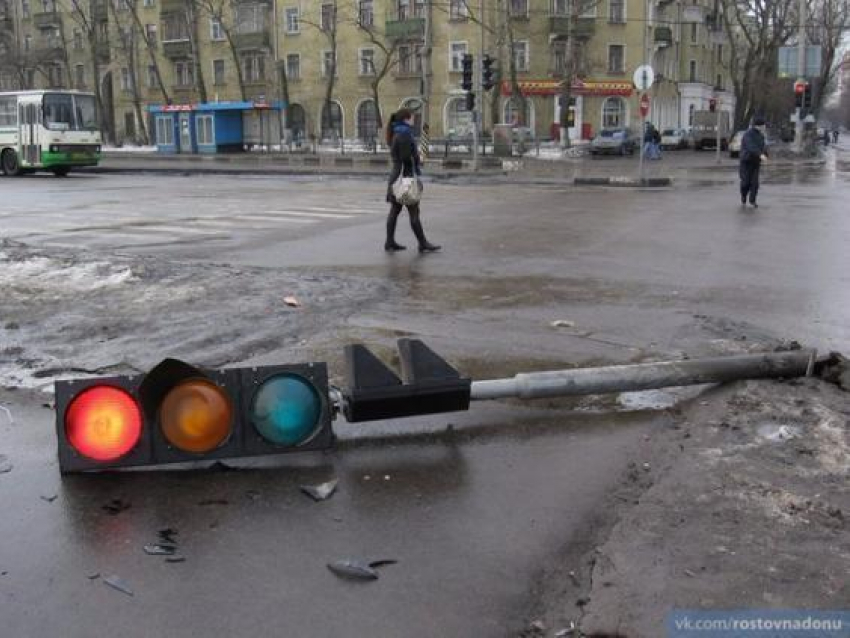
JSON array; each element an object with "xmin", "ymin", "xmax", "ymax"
[
  {"xmin": 478, "ymin": 0, "xmax": 485, "ymax": 163},
  {"xmin": 471, "ymin": 0, "xmax": 483, "ymax": 171},
  {"xmin": 794, "ymin": 0, "xmax": 806, "ymax": 152},
  {"xmin": 421, "ymin": 0, "xmax": 432, "ymax": 130}
]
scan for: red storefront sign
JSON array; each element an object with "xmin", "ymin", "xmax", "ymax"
[{"xmin": 500, "ymin": 79, "xmax": 633, "ymax": 97}]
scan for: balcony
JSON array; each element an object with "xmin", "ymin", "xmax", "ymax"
[
  {"xmin": 233, "ymin": 30, "xmax": 270, "ymax": 50},
  {"xmin": 162, "ymin": 39, "xmax": 191, "ymax": 58},
  {"xmin": 33, "ymin": 11, "xmax": 62, "ymax": 28},
  {"xmin": 34, "ymin": 41, "xmax": 64, "ymax": 59},
  {"xmin": 385, "ymin": 12, "xmax": 425, "ymax": 39},
  {"xmin": 160, "ymin": 0, "xmax": 186, "ymax": 13},
  {"xmin": 549, "ymin": 16, "xmax": 595, "ymax": 38},
  {"xmin": 654, "ymin": 26, "xmax": 672, "ymax": 46},
  {"xmin": 91, "ymin": 0, "xmax": 108, "ymax": 20}
]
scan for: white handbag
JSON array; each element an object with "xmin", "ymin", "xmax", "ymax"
[{"xmin": 392, "ymin": 176, "xmax": 422, "ymax": 206}]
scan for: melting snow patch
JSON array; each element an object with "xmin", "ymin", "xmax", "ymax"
[
  {"xmin": 617, "ymin": 389, "xmax": 679, "ymax": 411},
  {"xmin": 0, "ymin": 253, "xmax": 135, "ymax": 292},
  {"xmin": 757, "ymin": 423, "xmax": 801, "ymax": 442}
]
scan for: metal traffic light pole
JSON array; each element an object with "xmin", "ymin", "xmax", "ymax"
[
  {"xmin": 794, "ymin": 0, "xmax": 806, "ymax": 153},
  {"xmin": 468, "ymin": 350, "xmax": 817, "ymax": 401}
]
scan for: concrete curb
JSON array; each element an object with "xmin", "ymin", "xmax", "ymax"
[{"xmin": 574, "ymin": 176, "xmax": 673, "ymax": 187}]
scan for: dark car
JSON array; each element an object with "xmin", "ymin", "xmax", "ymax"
[{"xmin": 590, "ymin": 128, "xmax": 638, "ymax": 156}]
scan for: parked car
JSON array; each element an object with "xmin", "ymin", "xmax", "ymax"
[
  {"xmin": 660, "ymin": 128, "xmax": 689, "ymax": 150},
  {"xmin": 590, "ymin": 128, "xmax": 638, "ymax": 156},
  {"xmin": 728, "ymin": 130, "xmax": 746, "ymax": 158}
]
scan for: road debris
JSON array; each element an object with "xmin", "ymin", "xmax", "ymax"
[
  {"xmin": 86, "ymin": 572, "xmax": 100, "ymax": 580},
  {"xmin": 103, "ymin": 575, "xmax": 134, "ymax": 596},
  {"xmin": 327, "ymin": 558, "xmax": 398, "ymax": 581},
  {"xmin": 550, "ymin": 319, "xmax": 576, "ymax": 329},
  {"xmin": 102, "ymin": 498, "xmax": 131, "ymax": 515},
  {"xmin": 143, "ymin": 544, "xmax": 177, "ymax": 556},
  {"xmin": 158, "ymin": 528, "xmax": 178, "ymax": 544},
  {"xmin": 283, "ymin": 296, "xmax": 301, "ymax": 308},
  {"xmin": 165, "ymin": 556, "xmax": 186, "ymax": 564},
  {"xmin": 0, "ymin": 404, "xmax": 12, "ymax": 425},
  {"xmin": 554, "ymin": 623, "xmax": 577, "ymax": 637},
  {"xmin": 0, "ymin": 455, "xmax": 12, "ymax": 474},
  {"xmin": 568, "ymin": 570, "xmax": 580, "ymax": 586},
  {"xmin": 40, "ymin": 494, "xmax": 58, "ymax": 503},
  {"xmin": 300, "ymin": 479, "xmax": 338, "ymax": 502},
  {"xmin": 757, "ymin": 423, "xmax": 801, "ymax": 442}
]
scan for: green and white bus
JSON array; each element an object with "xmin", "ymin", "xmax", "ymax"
[{"xmin": 0, "ymin": 90, "xmax": 102, "ymax": 177}]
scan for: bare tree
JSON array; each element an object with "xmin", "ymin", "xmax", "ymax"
[
  {"xmin": 351, "ymin": 7, "xmax": 401, "ymax": 132},
  {"xmin": 125, "ymin": 0, "xmax": 170, "ymax": 104},
  {"xmin": 806, "ymin": 0, "xmax": 850, "ymax": 114},
  {"xmin": 109, "ymin": 0, "xmax": 149, "ymax": 143},
  {"xmin": 195, "ymin": 0, "xmax": 246, "ymax": 100},
  {"xmin": 720, "ymin": 0, "xmax": 797, "ymax": 130},
  {"xmin": 300, "ymin": 0, "xmax": 341, "ymax": 140}
]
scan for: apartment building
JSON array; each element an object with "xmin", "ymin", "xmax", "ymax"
[{"xmin": 0, "ymin": 0, "xmax": 734, "ymax": 145}]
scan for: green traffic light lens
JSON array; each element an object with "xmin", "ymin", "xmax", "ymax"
[{"xmin": 250, "ymin": 374, "xmax": 323, "ymax": 446}]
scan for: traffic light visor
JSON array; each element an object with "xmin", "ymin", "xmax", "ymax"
[
  {"xmin": 160, "ymin": 379, "xmax": 233, "ymax": 453},
  {"xmin": 65, "ymin": 386, "xmax": 142, "ymax": 461},
  {"xmin": 250, "ymin": 374, "xmax": 323, "ymax": 446}
]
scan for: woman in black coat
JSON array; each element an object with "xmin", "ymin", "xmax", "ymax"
[{"xmin": 384, "ymin": 109, "xmax": 440, "ymax": 252}]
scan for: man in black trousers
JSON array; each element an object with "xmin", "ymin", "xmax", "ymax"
[{"xmin": 739, "ymin": 115, "xmax": 769, "ymax": 208}]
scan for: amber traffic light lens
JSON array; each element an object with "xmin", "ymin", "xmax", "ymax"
[{"xmin": 160, "ymin": 379, "xmax": 233, "ymax": 453}]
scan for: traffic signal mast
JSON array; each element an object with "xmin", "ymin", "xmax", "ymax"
[{"xmin": 55, "ymin": 342, "xmax": 818, "ymax": 473}]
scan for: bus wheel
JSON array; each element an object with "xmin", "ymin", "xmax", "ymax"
[
  {"xmin": 1, "ymin": 149, "xmax": 22, "ymax": 176},
  {"xmin": 52, "ymin": 167, "xmax": 71, "ymax": 177}
]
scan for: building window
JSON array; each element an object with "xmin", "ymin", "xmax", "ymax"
[
  {"xmin": 321, "ymin": 101, "xmax": 343, "ymax": 139},
  {"xmin": 174, "ymin": 60, "xmax": 194, "ymax": 86},
  {"xmin": 213, "ymin": 58, "xmax": 225, "ymax": 84},
  {"xmin": 196, "ymin": 114, "xmax": 214, "ymax": 145},
  {"xmin": 322, "ymin": 50, "xmax": 336, "ymax": 77},
  {"xmin": 356, "ymin": 99, "xmax": 379, "ymax": 142},
  {"xmin": 609, "ymin": 0, "xmax": 625, "ymax": 23},
  {"xmin": 285, "ymin": 7, "xmax": 299, "ymax": 33},
  {"xmin": 320, "ymin": 3, "xmax": 335, "ymax": 31},
  {"xmin": 48, "ymin": 64, "xmax": 63, "ymax": 87},
  {"xmin": 449, "ymin": 0, "xmax": 468, "ymax": 20},
  {"xmin": 512, "ymin": 40, "xmax": 529, "ymax": 72},
  {"xmin": 75, "ymin": 64, "xmax": 85, "ymax": 88},
  {"xmin": 608, "ymin": 44, "xmax": 625, "ymax": 73},
  {"xmin": 143, "ymin": 0, "xmax": 154, "ymax": 6},
  {"xmin": 359, "ymin": 48, "xmax": 375, "ymax": 75},
  {"xmin": 163, "ymin": 14, "xmax": 189, "ymax": 41},
  {"xmin": 449, "ymin": 41, "xmax": 467, "ymax": 72},
  {"xmin": 24, "ymin": 34, "xmax": 31, "ymax": 52},
  {"xmin": 716, "ymin": 73, "xmax": 723, "ymax": 90},
  {"xmin": 552, "ymin": 40, "xmax": 567, "ymax": 75},
  {"xmin": 602, "ymin": 96, "xmax": 625, "ymax": 127},
  {"xmin": 445, "ymin": 96, "xmax": 471, "ymax": 134},
  {"xmin": 235, "ymin": 4, "xmax": 265, "ymax": 33},
  {"xmin": 147, "ymin": 65, "xmax": 157, "ymax": 88},
  {"xmin": 551, "ymin": 0, "xmax": 568, "ymax": 15},
  {"xmin": 145, "ymin": 23, "xmax": 157, "ymax": 45},
  {"xmin": 210, "ymin": 18, "xmax": 224, "ymax": 40},
  {"xmin": 72, "ymin": 28, "xmax": 83, "ymax": 50},
  {"xmin": 688, "ymin": 104, "xmax": 695, "ymax": 125},
  {"xmin": 397, "ymin": 43, "xmax": 422, "ymax": 75},
  {"xmin": 689, "ymin": 59, "xmax": 697, "ymax": 81},
  {"xmin": 242, "ymin": 53, "xmax": 266, "ymax": 82},
  {"xmin": 21, "ymin": 0, "xmax": 30, "ymax": 17},
  {"xmin": 716, "ymin": 43, "xmax": 723, "ymax": 62},
  {"xmin": 124, "ymin": 112, "xmax": 136, "ymax": 140},
  {"xmin": 288, "ymin": 103, "xmax": 306, "ymax": 140},
  {"xmin": 509, "ymin": 0, "xmax": 528, "ymax": 17},
  {"xmin": 359, "ymin": 0, "xmax": 373, "ymax": 27},
  {"xmin": 690, "ymin": 22, "xmax": 698, "ymax": 43},
  {"xmin": 286, "ymin": 53, "xmax": 300, "ymax": 79},
  {"xmin": 155, "ymin": 115, "xmax": 174, "ymax": 145},
  {"xmin": 120, "ymin": 67, "xmax": 131, "ymax": 91}
]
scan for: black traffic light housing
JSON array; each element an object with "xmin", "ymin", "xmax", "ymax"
[
  {"xmin": 342, "ymin": 338, "xmax": 471, "ymax": 422},
  {"xmin": 802, "ymin": 82, "xmax": 813, "ymax": 110},
  {"xmin": 465, "ymin": 91, "xmax": 476, "ymax": 112},
  {"xmin": 482, "ymin": 54, "xmax": 495, "ymax": 91},
  {"xmin": 461, "ymin": 53, "xmax": 474, "ymax": 91}
]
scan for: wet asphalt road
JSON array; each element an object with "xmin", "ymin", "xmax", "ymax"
[{"xmin": 1, "ymin": 145, "xmax": 849, "ymax": 637}]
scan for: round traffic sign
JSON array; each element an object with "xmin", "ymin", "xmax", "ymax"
[{"xmin": 633, "ymin": 65, "xmax": 655, "ymax": 91}]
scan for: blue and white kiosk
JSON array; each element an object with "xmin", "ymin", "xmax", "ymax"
[{"xmin": 150, "ymin": 101, "xmax": 284, "ymax": 154}]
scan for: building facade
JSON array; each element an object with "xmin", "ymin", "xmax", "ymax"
[{"xmin": 0, "ymin": 0, "xmax": 735, "ymax": 146}]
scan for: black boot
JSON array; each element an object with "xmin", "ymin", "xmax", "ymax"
[
  {"xmin": 385, "ymin": 205, "xmax": 407, "ymax": 251},
  {"xmin": 409, "ymin": 206, "xmax": 441, "ymax": 253}
]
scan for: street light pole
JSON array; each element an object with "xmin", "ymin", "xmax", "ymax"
[{"xmin": 794, "ymin": 0, "xmax": 806, "ymax": 152}]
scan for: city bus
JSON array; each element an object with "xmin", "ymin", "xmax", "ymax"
[{"xmin": 0, "ymin": 90, "xmax": 102, "ymax": 177}]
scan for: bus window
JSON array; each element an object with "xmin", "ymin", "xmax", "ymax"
[
  {"xmin": 0, "ymin": 97, "xmax": 16, "ymax": 127},
  {"xmin": 73, "ymin": 94, "xmax": 98, "ymax": 130},
  {"xmin": 43, "ymin": 93, "xmax": 74, "ymax": 131}
]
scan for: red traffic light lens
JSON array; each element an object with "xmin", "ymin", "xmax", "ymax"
[
  {"xmin": 65, "ymin": 386, "xmax": 142, "ymax": 462},
  {"xmin": 160, "ymin": 379, "xmax": 233, "ymax": 453}
]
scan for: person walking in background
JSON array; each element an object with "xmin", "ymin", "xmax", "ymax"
[
  {"xmin": 739, "ymin": 115, "xmax": 769, "ymax": 208},
  {"xmin": 384, "ymin": 109, "xmax": 441, "ymax": 253}
]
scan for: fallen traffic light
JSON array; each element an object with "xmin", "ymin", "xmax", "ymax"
[{"xmin": 55, "ymin": 358, "xmax": 334, "ymax": 472}]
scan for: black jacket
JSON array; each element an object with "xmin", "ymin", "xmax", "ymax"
[
  {"xmin": 740, "ymin": 127, "xmax": 767, "ymax": 165},
  {"xmin": 386, "ymin": 123, "xmax": 421, "ymax": 203}
]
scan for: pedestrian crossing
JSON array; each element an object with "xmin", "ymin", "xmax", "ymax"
[{"xmin": 8, "ymin": 204, "xmax": 385, "ymax": 249}]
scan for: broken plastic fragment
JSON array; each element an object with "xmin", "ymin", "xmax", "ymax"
[
  {"xmin": 0, "ymin": 455, "xmax": 12, "ymax": 474},
  {"xmin": 40, "ymin": 494, "xmax": 58, "ymax": 503},
  {"xmin": 102, "ymin": 499, "xmax": 131, "ymax": 515},
  {"xmin": 165, "ymin": 556, "xmax": 186, "ymax": 564},
  {"xmin": 300, "ymin": 479, "xmax": 338, "ymax": 502},
  {"xmin": 144, "ymin": 544, "xmax": 177, "ymax": 556},
  {"xmin": 86, "ymin": 572, "xmax": 101, "ymax": 580},
  {"xmin": 327, "ymin": 558, "xmax": 397, "ymax": 581},
  {"xmin": 158, "ymin": 528, "xmax": 178, "ymax": 544},
  {"xmin": 551, "ymin": 319, "xmax": 576, "ymax": 329},
  {"xmin": 283, "ymin": 296, "xmax": 301, "ymax": 308},
  {"xmin": 103, "ymin": 575, "xmax": 134, "ymax": 596}
]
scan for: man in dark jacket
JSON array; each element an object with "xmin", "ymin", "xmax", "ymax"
[{"xmin": 739, "ymin": 116, "xmax": 768, "ymax": 208}]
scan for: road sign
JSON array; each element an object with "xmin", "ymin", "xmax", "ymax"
[
  {"xmin": 639, "ymin": 93, "xmax": 651, "ymax": 117},
  {"xmin": 633, "ymin": 65, "xmax": 655, "ymax": 91}
]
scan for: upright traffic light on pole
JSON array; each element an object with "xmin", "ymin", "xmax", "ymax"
[
  {"xmin": 794, "ymin": 80, "xmax": 806, "ymax": 109},
  {"xmin": 465, "ymin": 91, "xmax": 476, "ymax": 112},
  {"xmin": 481, "ymin": 54, "xmax": 495, "ymax": 91},
  {"xmin": 461, "ymin": 53, "xmax": 474, "ymax": 92},
  {"xmin": 802, "ymin": 82, "xmax": 813, "ymax": 110}
]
